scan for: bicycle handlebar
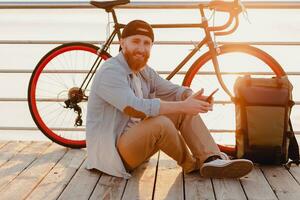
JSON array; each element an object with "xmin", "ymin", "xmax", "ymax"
[
  {"xmin": 214, "ymin": 16, "xmax": 239, "ymax": 36},
  {"xmin": 208, "ymin": 0, "xmax": 242, "ymax": 13},
  {"xmin": 206, "ymin": 0, "xmax": 243, "ymax": 35}
]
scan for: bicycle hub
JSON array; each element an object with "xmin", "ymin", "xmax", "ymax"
[{"xmin": 68, "ymin": 87, "xmax": 84, "ymax": 103}]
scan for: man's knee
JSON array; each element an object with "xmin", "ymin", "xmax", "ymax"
[
  {"xmin": 153, "ymin": 115, "xmax": 175, "ymax": 129},
  {"xmin": 150, "ymin": 115, "xmax": 178, "ymax": 138}
]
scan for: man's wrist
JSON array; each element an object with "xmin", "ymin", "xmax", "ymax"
[
  {"xmin": 159, "ymin": 100, "xmax": 186, "ymax": 115},
  {"xmin": 181, "ymin": 88, "xmax": 193, "ymax": 100},
  {"xmin": 177, "ymin": 101, "xmax": 186, "ymax": 113}
]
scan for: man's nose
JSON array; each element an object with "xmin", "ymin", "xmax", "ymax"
[{"xmin": 137, "ymin": 44, "xmax": 147, "ymax": 53}]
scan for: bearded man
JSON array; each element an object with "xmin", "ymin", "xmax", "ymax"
[{"xmin": 86, "ymin": 20, "xmax": 253, "ymax": 179}]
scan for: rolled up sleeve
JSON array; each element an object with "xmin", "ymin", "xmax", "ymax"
[
  {"xmin": 96, "ymin": 65, "xmax": 160, "ymax": 118},
  {"xmin": 179, "ymin": 86, "xmax": 194, "ymax": 100}
]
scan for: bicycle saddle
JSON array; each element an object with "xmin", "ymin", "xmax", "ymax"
[{"xmin": 90, "ymin": 0, "xmax": 130, "ymax": 11}]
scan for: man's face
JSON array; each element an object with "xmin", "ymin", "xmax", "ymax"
[{"xmin": 120, "ymin": 35, "xmax": 153, "ymax": 72}]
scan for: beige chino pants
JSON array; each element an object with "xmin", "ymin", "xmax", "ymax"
[{"xmin": 117, "ymin": 114, "xmax": 221, "ymax": 173}]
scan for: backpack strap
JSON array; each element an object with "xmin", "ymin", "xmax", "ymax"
[{"xmin": 284, "ymin": 118, "xmax": 300, "ymax": 169}]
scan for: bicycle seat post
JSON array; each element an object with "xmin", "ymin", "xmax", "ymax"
[
  {"xmin": 91, "ymin": 0, "xmax": 129, "ymax": 41},
  {"xmin": 109, "ymin": 9, "xmax": 122, "ymax": 40}
]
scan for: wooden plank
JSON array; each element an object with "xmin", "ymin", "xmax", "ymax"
[
  {"xmin": 0, "ymin": 141, "xmax": 30, "ymax": 166},
  {"xmin": 57, "ymin": 159, "xmax": 101, "ymax": 200},
  {"xmin": 0, "ymin": 141, "xmax": 51, "ymax": 190},
  {"xmin": 26, "ymin": 148, "xmax": 86, "ymax": 200},
  {"xmin": 153, "ymin": 152, "xmax": 184, "ymax": 200},
  {"xmin": 288, "ymin": 164, "xmax": 300, "ymax": 187},
  {"xmin": 89, "ymin": 174, "xmax": 126, "ymax": 200},
  {"xmin": 212, "ymin": 178, "xmax": 247, "ymax": 200},
  {"xmin": 121, "ymin": 153, "xmax": 159, "ymax": 200},
  {"xmin": 0, "ymin": 141, "xmax": 10, "ymax": 149},
  {"xmin": 0, "ymin": 143, "xmax": 66, "ymax": 200},
  {"xmin": 184, "ymin": 171, "xmax": 215, "ymax": 200},
  {"xmin": 240, "ymin": 165, "xmax": 277, "ymax": 200},
  {"xmin": 261, "ymin": 165, "xmax": 300, "ymax": 200}
]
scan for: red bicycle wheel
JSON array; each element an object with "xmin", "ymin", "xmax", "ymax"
[
  {"xmin": 28, "ymin": 42, "xmax": 111, "ymax": 148},
  {"xmin": 182, "ymin": 44, "xmax": 285, "ymax": 156}
]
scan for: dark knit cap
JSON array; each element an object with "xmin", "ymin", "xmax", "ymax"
[{"xmin": 121, "ymin": 20, "xmax": 154, "ymax": 42}]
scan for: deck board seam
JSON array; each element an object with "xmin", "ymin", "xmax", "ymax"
[
  {"xmin": 24, "ymin": 146, "xmax": 69, "ymax": 199},
  {"xmin": 0, "ymin": 141, "xmax": 10, "ymax": 150},
  {"xmin": 151, "ymin": 150, "xmax": 160, "ymax": 200},
  {"xmin": 87, "ymin": 170, "xmax": 102, "ymax": 200},
  {"xmin": 239, "ymin": 178, "xmax": 248, "ymax": 200},
  {"xmin": 119, "ymin": 178, "xmax": 128, "ymax": 200},
  {"xmin": 210, "ymin": 178, "xmax": 217, "ymax": 200},
  {"xmin": 55, "ymin": 155, "xmax": 88, "ymax": 200},
  {"xmin": 259, "ymin": 166, "xmax": 280, "ymax": 199},
  {"xmin": 182, "ymin": 170, "xmax": 186, "ymax": 200},
  {"xmin": 0, "ymin": 142, "xmax": 53, "ymax": 193},
  {"xmin": 287, "ymin": 167, "xmax": 300, "ymax": 186},
  {"xmin": 0, "ymin": 141, "xmax": 32, "ymax": 168}
]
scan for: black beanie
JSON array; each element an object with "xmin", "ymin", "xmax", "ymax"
[{"xmin": 121, "ymin": 20, "xmax": 154, "ymax": 42}]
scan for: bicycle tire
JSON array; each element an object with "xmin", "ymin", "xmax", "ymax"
[
  {"xmin": 28, "ymin": 42, "xmax": 111, "ymax": 148},
  {"xmin": 182, "ymin": 44, "xmax": 286, "ymax": 156}
]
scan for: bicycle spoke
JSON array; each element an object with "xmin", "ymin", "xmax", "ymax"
[
  {"xmin": 52, "ymin": 56, "xmax": 72, "ymax": 89},
  {"xmin": 39, "ymin": 76, "xmax": 68, "ymax": 90},
  {"xmin": 62, "ymin": 51, "xmax": 76, "ymax": 86},
  {"xmin": 28, "ymin": 43, "xmax": 110, "ymax": 147}
]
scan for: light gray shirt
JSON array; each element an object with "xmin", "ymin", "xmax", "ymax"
[
  {"xmin": 124, "ymin": 73, "xmax": 143, "ymax": 132},
  {"xmin": 86, "ymin": 52, "xmax": 190, "ymax": 179}
]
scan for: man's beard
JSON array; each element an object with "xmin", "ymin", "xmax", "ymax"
[{"xmin": 123, "ymin": 48, "xmax": 149, "ymax": 72}]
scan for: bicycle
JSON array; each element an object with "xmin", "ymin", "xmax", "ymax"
[{"xmin": 28, "ymin": 0, "xmax": 286, "ymax": 155}]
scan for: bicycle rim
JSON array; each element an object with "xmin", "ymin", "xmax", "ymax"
[
  {"xmin": 182, "ymin": 44, "xmax": 285, "ymax": 155},
  {"xmin": 28, "ymin": 42, "xmax": 111, "ymax": 148}
]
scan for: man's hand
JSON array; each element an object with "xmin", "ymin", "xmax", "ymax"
[
  {"xmin": 183, "ymin": 88, "xmax": 214, "ymax": 114},
  {"xmin": 159, "ymin": 88, "xmax": 214, "ymax": 115}
]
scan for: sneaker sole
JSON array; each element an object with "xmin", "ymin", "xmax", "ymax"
[{"xmin": 200, "ymin": 159, "xmax": 253, "ymax": 179}]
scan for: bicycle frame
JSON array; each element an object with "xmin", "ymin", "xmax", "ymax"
[
  {"xmin": 80, "ymin": 3, "xmax": 241, "ymax": 99},
  {"xmin": 28, "ymin": 0, "xmax": 286, "ymax": 149}
]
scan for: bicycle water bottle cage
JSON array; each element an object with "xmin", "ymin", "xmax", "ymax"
[{"xmin": 90, "ymin": 0, "xmax": 130, "ymax": 12}]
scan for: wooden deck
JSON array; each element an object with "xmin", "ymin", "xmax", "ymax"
[{"xmin": 1, "ymin": 141, "xmax": 300, "ymax": 200}]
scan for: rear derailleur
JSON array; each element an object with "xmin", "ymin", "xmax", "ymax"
[{"xmin": 64, "ymin": 87, "xmax": 88, "ymax": 126}]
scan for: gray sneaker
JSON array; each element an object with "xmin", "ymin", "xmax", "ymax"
[
  {"xmin": 200, "ymin": 158, "xmax": 253, "ymax": 179},
  {"xmin": 219, "ymin": 152, "xmax": 230, "ymax": 160}
]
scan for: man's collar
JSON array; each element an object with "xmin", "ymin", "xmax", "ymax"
[{"xmin": 115, "ymin": 52, "xmax": 134, "ymax": 75}]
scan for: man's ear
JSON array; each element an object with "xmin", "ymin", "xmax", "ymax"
[{"xmin": 120, "ymin": 38, "xmax": 125, "ymax": 50}]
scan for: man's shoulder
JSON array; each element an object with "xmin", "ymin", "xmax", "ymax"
[
  {"xmin": 102, "ymin": 56, "xmax": 120, "ymax": 69},
  {"xmin": 99, "ymin": 57, "xmax": 127, "ymax": 74}
]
